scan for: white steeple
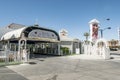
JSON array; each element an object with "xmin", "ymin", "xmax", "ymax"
[
  {"xmin": 59, "ymin": 29, "xmax": 68, "ymax": 37},
  {"xmin": 89, "ymin": 19, "xmax": 100, "ymax": 24}
]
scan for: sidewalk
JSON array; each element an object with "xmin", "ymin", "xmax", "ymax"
[{"xmin": 0, "ymin": 67, "xmax": 28, "ymax": 80}]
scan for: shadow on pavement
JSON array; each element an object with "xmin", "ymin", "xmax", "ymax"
[
  {"xmin": 30, "ymin": 53, "xmax": 60, "ymax": 59},
  {"xmin": 0, "ymin": 67, "xmax": 28, "ymax": 80}
]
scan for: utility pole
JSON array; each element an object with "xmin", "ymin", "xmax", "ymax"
[
  {"xmin": 99, "ymin": 27, "xmax": 111, "ymax": 38},
  {"xmin": 118, "ymin": 27, "xmax": 120, "ymax": 45},
  {"xmin": 118, "ymin": 27, "xmax": 120, "ymax": 52}
]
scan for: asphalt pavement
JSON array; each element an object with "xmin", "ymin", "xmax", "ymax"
[
  {"xmin": 6, "ymin": 54, "xmax": 120, "ymax": 80},
  {"xmin": 0, "ymin": 67, "xmax": 28, "ymax": 80}
]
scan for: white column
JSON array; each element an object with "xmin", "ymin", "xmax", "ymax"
[
  {"xmin": 76, "ymin": 41, "xmax": 80, "ymax": 54},
  {"xmin": 18, "ymin": 40, "xmax": 21, "ymax": 62},
  {"xmin": 5, "ymin": 44, "xmax": 8, "ymax": 64},
  {"xmin": 58, "ymin": 42, "xmax": 61, "ymax": 55},
  {"xmin": 25, "ymin": 40, "xmax": 27, "ymax": 50},
  {"xmin": 14, "ymin": 44, "xmax": 17, "ymax": 61},
  {"xmin": 71, "ymin": 41, "xmax": 73, "ymax": 54},
  {"xmin": 89, "ymin": 24, "xmax": 93, "ymax": 42}
]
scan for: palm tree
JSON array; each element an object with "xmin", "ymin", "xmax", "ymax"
[{"xmin": 84, "ymin": 32, "xmax": 89, "ymax": 41}]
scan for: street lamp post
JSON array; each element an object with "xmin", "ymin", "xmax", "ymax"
[{"xmin": 99, "ymin": 27, "xmax": 111, "ymax": 38}]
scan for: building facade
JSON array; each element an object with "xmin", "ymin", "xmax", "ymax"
[
  {"xmin": 107, "ymin": 39, "xmax": 119, "ymax": 51},
  {"xmin": 59, "ymin": 29, "xmax": 81, "ymax": 55},
  {"xmin": 0, "ymin": 23, "xmax": 61, "ymax": 62}
]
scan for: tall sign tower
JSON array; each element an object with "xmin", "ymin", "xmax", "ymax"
[
  {"xmin": 89, "ymin": 19, "xmax": 100, "ymax": 42},
  {"xmin": 118, "ymin": 27, "xmax": 120, "ymax": 45}
]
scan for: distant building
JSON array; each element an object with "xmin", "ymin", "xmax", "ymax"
[
  {"xmin": 7, "ymin": 23, "xmax": 26, "ymax": 29},
  {"xmin": 107, "ymin": 39, "xmax": 119, "ymax": 51},
  {"xmin": 59, "ymin": 29, "xmax": 81, "ymax": 55}
]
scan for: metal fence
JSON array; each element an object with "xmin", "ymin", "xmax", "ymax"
[{"xmin": 0, "ymin": 50, "xmax": 21, "ymax": 66}]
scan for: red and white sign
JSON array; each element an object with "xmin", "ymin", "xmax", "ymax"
[{"xmin": 92, "ymin": 24, "xmax": 98, "ymax": 40}]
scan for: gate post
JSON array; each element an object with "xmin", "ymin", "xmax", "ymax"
[{"xmin": 58, "ymin": 42, "xmax": 61, "ymax": 55}]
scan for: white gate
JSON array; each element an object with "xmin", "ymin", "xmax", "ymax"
[{"xmin": 0, "ymin": 47, "xmax": 20, "ymax": 66}]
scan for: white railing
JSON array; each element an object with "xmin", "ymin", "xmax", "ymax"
[{"xmin": 0, "ymin": 50, "xmax": 20, "ymax": 66}]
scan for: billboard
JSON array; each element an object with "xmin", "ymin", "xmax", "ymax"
[{"xmin": 92, "ymin": 24, "xmax": 98, "ymax": 41}]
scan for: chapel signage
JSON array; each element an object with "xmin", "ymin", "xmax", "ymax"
[{"xmin": 92, "ymin": 23, "xmax": 98, "ymax": 40}]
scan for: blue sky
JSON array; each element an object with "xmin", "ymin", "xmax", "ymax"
[{"xmin": 0, "ymin": 0, "xmax": 120, "ymax": 40}]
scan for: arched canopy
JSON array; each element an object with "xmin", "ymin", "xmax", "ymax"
[
  {"xmin": 1, "ymin": 26, "xmax": 60, "ymax": 42},
  {"xmin": 1, "ymin": 27, "xmax": 26, "ymax": 40},
  {"xmin": 23, "ymin": 26, "xmax": 60, "ymax": 41}
]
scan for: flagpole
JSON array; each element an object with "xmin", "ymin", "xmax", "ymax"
[
  {"xmin": 118, "ymin": 27, "xmax": 120, "ymax": 53},
  {"xmin": 118, "ymin": 27, "xmax": 120, "ymax": 45}
]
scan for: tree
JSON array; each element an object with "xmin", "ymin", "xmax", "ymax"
[{"xmin": 84, "ymin": 32, "xmax": 89, "ymax": 41}]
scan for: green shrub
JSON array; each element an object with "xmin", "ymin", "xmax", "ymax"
[{"xmin": 61, "ymin": 47, "xmax": 70, "ymax": 55}]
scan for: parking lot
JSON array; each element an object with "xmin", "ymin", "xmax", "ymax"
[{"xmin": 4, "ymin": 54, "xmax": 120, "ymax": 80}]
